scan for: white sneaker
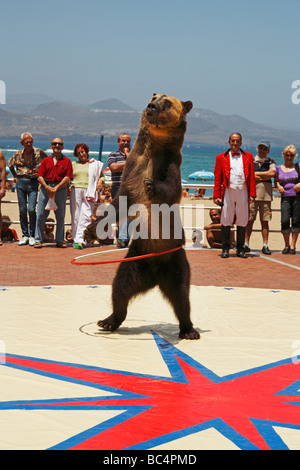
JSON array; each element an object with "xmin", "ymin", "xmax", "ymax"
[
  {"xmin": 28, "ymin": 237, "xmax": 35, "ymax": 246},
  {"xmin": 18, "ymin": 236, "xmax": 29, "ymax": 246}
]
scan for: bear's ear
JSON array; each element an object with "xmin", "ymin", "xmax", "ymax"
[{"xmin": 182, "ymin": 101, "xmax": 193, "ymax": 113}]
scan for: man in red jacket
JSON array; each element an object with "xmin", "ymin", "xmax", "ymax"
[{"xmin": 213, "ymin": 133, "xmax": 256, "ymax": 258}]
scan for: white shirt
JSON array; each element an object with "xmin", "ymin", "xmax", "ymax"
[{"xmin": 229, "ymin": 151, "xmax": 246, "ymax": 189}]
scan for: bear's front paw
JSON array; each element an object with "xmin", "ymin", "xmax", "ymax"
[
  {"xmin": 144, "ymin": 177, "xmax": 154, "ymax": 196},
  {"xmin": 97, "ymin": 314, "xmax": 122, "ymax": 332}
]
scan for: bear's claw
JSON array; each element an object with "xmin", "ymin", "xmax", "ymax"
[
  {"xmin": 97, "ymin": 314, "xmax": 122, "ymax": 332},
  {"xmin": 179, "ymin": 328, "xmax": 200, "ymax": 340}
]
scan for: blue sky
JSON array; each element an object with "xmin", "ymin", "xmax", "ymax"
[{"xmin": 1, "ymin": 0, "xmax": 300, "ymax": 129}]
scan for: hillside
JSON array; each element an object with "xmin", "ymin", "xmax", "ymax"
[
  {"xmin": 0, "ymin": 96, "xmax": 300, "ymax": 146},
  {"xmin": 88, "ymin": 98, "xmax": 135, "ymax": 112}
]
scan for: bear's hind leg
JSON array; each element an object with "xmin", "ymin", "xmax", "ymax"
[
  {"xmin": 158, "ymin": 252, "xmax": 200, "ymax": 340},
  {"xmin": 98, "ymin": 258, "xmax": 156, "ymax": 332}
]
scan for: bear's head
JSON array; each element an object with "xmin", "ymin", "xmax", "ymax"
[{"xmin": 144, "ymin": 93, "xmax": 193, "ymax": 139}]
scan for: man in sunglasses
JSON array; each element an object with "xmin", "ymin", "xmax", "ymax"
[
  {"xmin": 7, "ymin": 132, "xmax": 47, "ymax": 246},
  {"xmin": 34, "ymin": 138, "xmax": 73, "ymax": 248}
]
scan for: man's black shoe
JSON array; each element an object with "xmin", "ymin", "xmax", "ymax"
[
  {"xmin": 221, "ymin": 249, "xmax": 229, "ymax": 258},
  {"xmin": 236, "ymin": 250, "xmax": 247, "ymax": 258},
  {"xmin": 116, "ymin": 239, "xmax": 129, "ymax": 249},
  {"xmin": 262, "ymin": 246, "xmax": 271, "ymax": 255},
  {"xmin": 243, "ymin": 245, "xmax": 251, "ymax": 253}
]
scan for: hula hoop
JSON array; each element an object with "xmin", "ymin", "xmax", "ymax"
[{"xmin": 71, "ymin": 245, "xmax": 183, "ymax": 266}]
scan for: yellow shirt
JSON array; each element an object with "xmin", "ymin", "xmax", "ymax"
[{"xmin": 71, "ymin": 161, "xmax": 89, "ymax": 188}]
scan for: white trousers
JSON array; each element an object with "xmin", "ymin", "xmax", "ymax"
[
  {"xmin": 70, "ymin": 187, "xmax": 94, "ymax": 244},
  {"xmin": 221, "ymin": 187, "xmax": 249, "ymax": 227}
]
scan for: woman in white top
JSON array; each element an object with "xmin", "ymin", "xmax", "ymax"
[{"xmin": 70, "ymin": 143, "xmax": 103, "ymax": 249}]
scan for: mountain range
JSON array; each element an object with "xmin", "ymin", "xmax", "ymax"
[{"xmin": 1, "ymin": 93, "xmax": 299, "ymax": 146}]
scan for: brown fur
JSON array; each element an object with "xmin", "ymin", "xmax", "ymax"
[{"xmin": 84, "ymin": 94, "xmax": 200, "ymax": 339}]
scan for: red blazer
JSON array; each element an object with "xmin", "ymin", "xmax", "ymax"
[{"xmin": 213, "ymin": 150, "xmax": 256, "ymax": 199}]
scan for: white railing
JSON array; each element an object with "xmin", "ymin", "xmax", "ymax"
[{"xmin": 1, "ymin": 183, "xmax": 282, "ymax": 234}]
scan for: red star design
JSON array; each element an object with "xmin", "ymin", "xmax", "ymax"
[{"xmin": 1, "ymin": 333, "xmax": 300, "ymax": 450}]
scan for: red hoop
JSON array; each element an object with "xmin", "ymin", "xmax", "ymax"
[{"xmin": 71, "ymin": 245, "xmax": 182, "ymax": 266}]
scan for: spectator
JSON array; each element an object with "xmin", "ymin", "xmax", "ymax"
[
  {"xmin": 107, "ymin": 133, "xmax": 131, "ymax": 247},
  {"xmin": 65, "ymin": 229, "xmax": 73, "ymax": 244},
  {"xmin": 99, "ymin": 185, "xmax": 112, "ymax": 204},
  {"xmin": 70, "ymin": 143, "xmax": 104, "ymax": 249},
  {"xmin": 275, "ymin": 145, "xmax": 300, "ymax": 254},
  {"xmin": 203, "ymin": 208, "xmax": 235, "ymax": 249},
  {"xmin": 0, "ymin": 150, "xmax": 6, "ymax": 245},
  {"xmin": 1, "ymin": 215, "xmax": 19, "ymax": 242},
  {"xmin": 213, "ymin": 132, "xmax": 256, "ymax": 258},
  {"xmin": 43, "ymin": 217, "xmax": 55, "ymax": 243},
  {"xmin": 194, "ymin": 188, "xmax": 205, "ymax": 198},
  {"xmin": 34, "ymin": 138, "xmax": 73, "ymax": 248},
  {"xmin": 244, "ymin": 141, "xmax": 276, "ymax": 255},
  {"xmin": 7, "ymin": 132, "xmax": 47, "ymax": 246},
  {"xmin": 108, "ymin": 133, "xmax": 131, "ymax": 199}
]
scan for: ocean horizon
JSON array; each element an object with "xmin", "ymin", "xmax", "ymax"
[{"xmin": 1, "ymin": 138, "xmax": 286, "ymax": 198}]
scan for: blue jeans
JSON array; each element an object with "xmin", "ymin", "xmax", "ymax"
[
  {"xmin": 35, "ymin": 185, "xmax": 68, "ymax": 243},
  {"xmin": 111, "ymin": 185, "xmax": 129, "ymax": 241},
  {"xmin": 16, "ymin": 178, "xmax": 39, "ymax": 237},
  {"xmin": 111, "ymin": 185, "xmax": 119, "ymax": 199},
  {"xmin": 118, "ymin": 220, "xmax": 129, "ymax": 241}
]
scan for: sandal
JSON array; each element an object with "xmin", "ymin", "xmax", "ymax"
[
  {"xmin": 73, "ymin": 243, "xmax": 83, "ymax": 250},
  {"xmin": 56, "ymin": 242, "xmax": 67, "ymax": 248},
  {"xmin": 34, "ymin": 242, "xmax": 42, "ymax": 248}
]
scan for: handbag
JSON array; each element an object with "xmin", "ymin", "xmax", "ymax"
[{"xmin": 295, "ymin": 162, "xmax": 300, "ymax": 182}]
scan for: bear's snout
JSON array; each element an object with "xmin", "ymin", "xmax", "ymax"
[{"xmin": 146, "ymin": 102, "xmax": 158, "ymax": 114}]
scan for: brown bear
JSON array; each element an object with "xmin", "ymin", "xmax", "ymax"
[{"xmin": 84, "ymin": 93, "xmax": 200, "ymax": 340}]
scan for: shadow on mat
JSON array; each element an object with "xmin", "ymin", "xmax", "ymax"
[{"xmin": 79, "ymin": 321, "xmax": 209, "ymax": 345}]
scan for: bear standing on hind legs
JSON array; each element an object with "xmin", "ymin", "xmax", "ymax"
[{"xmin": 84, "ymin": 93, "xmax": 200, "ymax": 340}]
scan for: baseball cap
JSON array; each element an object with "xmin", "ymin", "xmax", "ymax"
[{"xmin": 258, "ymin": 140, "xmax": 270, "ymax": 149}]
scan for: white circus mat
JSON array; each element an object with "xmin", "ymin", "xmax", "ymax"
[{"xmin": 0, "ymin": 284, "xmax": 300, "ymax": 450}]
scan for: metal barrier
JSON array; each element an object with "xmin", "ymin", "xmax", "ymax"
[{"xmin": 1, "ymin": 183, "xmax": 282, "ymax": 234}]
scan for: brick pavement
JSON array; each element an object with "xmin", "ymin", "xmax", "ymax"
[{"xmin": 0, "ymin": 243, "xmax": 299, "ymax": 290}]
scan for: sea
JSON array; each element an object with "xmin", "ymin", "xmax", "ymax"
[{"xmin": 1, "ymin": 139, "xmax": 284, "ymax": 198}]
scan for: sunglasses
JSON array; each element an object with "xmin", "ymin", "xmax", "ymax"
[
  {"xmin": 24, "ymin": 140, "xmax": 33, "ymax": 144},
  {"xmin": 51, "ymin": 142, "xmax": 63, "ymax": 146}
]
